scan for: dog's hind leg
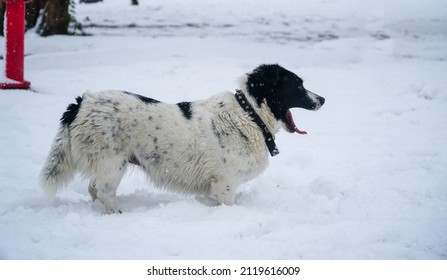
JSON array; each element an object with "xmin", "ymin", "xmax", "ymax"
[
  {"xmin": 95, "ymin": 176, "xmax": 124, "ymax": 214},
  {"xmin": 93, "ymin": 159, "xmax": 127, "ymax": 214}
]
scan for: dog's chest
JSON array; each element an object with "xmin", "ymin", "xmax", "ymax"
[
  {"xmin": 230, "ymin": 149, "xmax": 268, "ymax": 181},
  {"xmin": 207, "ymin": 122, "xmax": 269, "ymax": 182}
]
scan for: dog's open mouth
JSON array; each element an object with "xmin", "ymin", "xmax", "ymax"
[{"xmin": 283, "ymin": 110, "xmax": 307, "ymax": 134}]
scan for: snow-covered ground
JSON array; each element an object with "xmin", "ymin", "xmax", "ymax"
[{"xmin": 1, "ymin": 0, "xmax": 446, "ymax": 259}]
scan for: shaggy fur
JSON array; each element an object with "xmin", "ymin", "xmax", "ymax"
[{"xmin": 40, "ymin": 64, "xmax": 325, "ymax": 214}]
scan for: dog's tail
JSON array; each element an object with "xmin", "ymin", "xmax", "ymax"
[{"xmin": 40, "ymin": 96, "xmax": 83, "ymax": 195}]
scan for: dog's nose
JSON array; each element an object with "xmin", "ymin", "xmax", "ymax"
[{"xmin": 318, "ymin": 96, "xmax": 325, "ymax": 106}]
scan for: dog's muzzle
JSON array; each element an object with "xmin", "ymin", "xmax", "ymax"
[{"xmin": 306, "ymin": 90, "xmax": 325, "ymax": 110}]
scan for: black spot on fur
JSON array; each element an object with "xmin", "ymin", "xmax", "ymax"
[
  {"xmin": 236, "ymin": 127, "xmax": 249, "ymax": 142},
  {"xmin": 131, "ymin": 118, "xmax": 138, "ymax": 127},
  {"xmin": 211, "ymin": 121, "xmax": 220, "ymax": 140},
  {"xmin": 94, "ymin": 99, "xmax": 113, "ymax": 106},
  {"xmin": 211, "ymin": 121, "xmax": 225, "ymax": 149},
  {"xmin": 119, "ymin": 160, "xmax": 127, "ymax": 171},
  {"xmin": 177, "ymin": 102, "xmax": 193, "ymax": 120},
  {"xmin": 145, "ymin": 152, "xmax": 161, "ymax": 165},
  {"xmin": 60, "ymin": 96, "xmax": 83, "ymax": 126},
  {"xmin": 124, "ymin": 91, "xmax": 160, "ymax": 104}
]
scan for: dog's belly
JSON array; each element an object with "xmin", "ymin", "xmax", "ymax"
[{"xmin": 132, "ymin": 139, "xmax": 269, "ymax": 195}]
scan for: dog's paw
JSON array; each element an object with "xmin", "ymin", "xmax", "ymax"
[
  {"xmin": 102, "ymin": 208, "xmax": 123, "ymax": 215},
  {"xmin": 196, "ymin": 196, "xmax": 221, "ymax": 207}
]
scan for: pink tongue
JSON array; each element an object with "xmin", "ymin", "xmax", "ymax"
[{"xmin": 287, "ymin": 110, "xmax": 307, "ymax": 135}]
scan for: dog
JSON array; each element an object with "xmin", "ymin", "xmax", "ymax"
[{"xmin": 40, "ymin": 64, "xmax": 325, "ymax": 213}]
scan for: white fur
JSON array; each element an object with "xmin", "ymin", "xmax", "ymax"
[{"xmin": 40, "ymin": 77, "xmax": 282, "ymax": 214}]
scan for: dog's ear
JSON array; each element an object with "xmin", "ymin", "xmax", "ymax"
[
  {"xmin": 247, "ymin": 64, "xmax": 286, "ymax": 106},
  {"xmin": 258, "ymin": 64, "xmax": 282, "ymax": 86}
]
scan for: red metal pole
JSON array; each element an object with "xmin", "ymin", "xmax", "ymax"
[{"xmin": 1, "ymin": 0, "xmax": 31, "ymax": 90}]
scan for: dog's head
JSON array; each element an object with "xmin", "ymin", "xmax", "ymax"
[{"xmin": 245, "ymin": 64, "xmax": 325, "ymax": 134}]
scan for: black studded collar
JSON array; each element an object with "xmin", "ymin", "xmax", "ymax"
[{"xmin": 235, "ymin": 90, "xmax": 279, "ymax": 157}]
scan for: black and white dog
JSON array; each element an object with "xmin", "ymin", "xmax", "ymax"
[{"xmin": 40, "ymin": 64, "xmax": 325, "ymax": 213}]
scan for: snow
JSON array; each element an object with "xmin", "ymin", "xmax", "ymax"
[{"xmin": 1, "ymin": 0, "xmax": 447, "ymax": 259}]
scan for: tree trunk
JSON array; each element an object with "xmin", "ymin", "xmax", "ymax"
[
  {"xmin": 0, "ymin": 3, "xmax": 5, "ymax": 37},
  {"xmin": 38, "ymin": 0, "xmax": 70, "ymax": 36},
  {"xmin": 1, "ymin": 1, "xmax": 47, "ymax": 35},
  {"xmin": 26, "ymin": 0, "xmax": 46, "ymax": 31}
]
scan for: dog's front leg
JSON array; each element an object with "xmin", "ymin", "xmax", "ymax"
[
  {"xmin": 88, "ymin": 179, "xmax": 98, "ymax": 201},
  {"xmin": 209, "ymin": 179, "xmax": 236, "ymax": 206}
]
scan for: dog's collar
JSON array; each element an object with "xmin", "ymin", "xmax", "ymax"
[{"xmin": 235, "ymin": 90, "xmax": 279, "ymax": 157}]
